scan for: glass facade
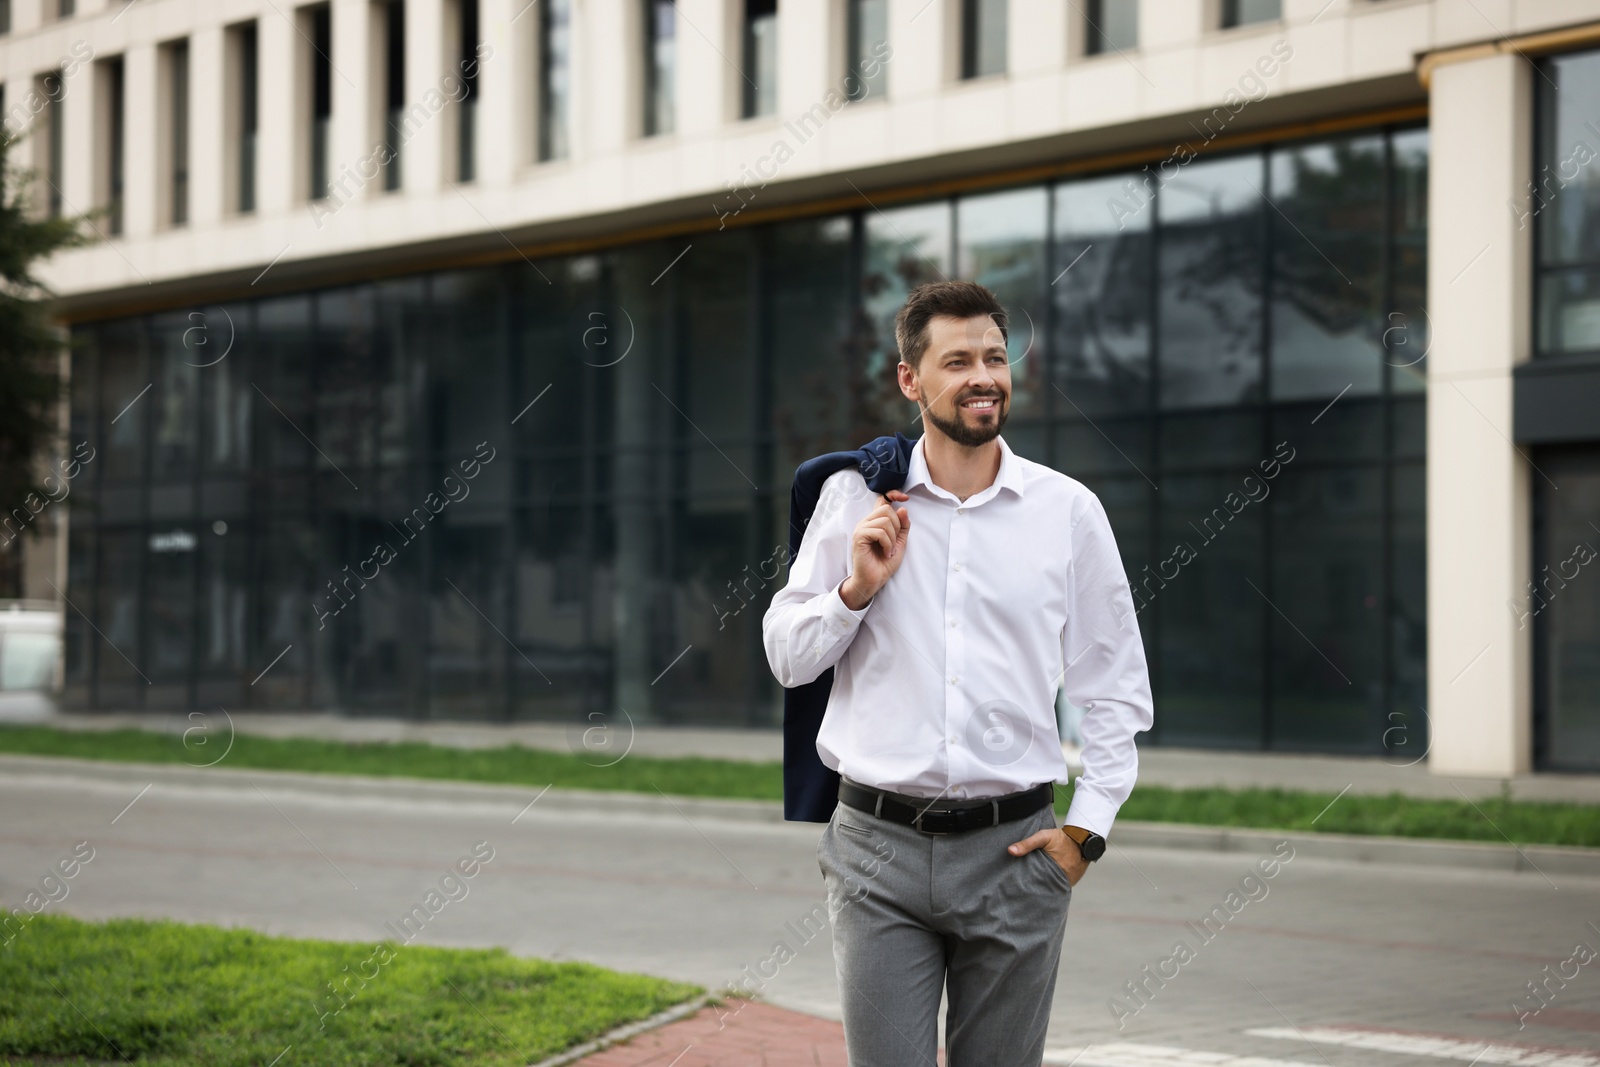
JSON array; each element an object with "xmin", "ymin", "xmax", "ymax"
[
  {"xmin": 960, "ymin": 0, "xmax": 1006, "ymax": 80},
  {"xmin": 65, "ymin": 125, "xmax": 1428, "ymax": 754},
  {"xmin": 1533, "ymin": 47, "xmax": 1600, "ymax": 771},
  {"xmin": 845, "ymin": 0, "xmax": 887, "ymax": 102},
  {"xmin": 1534, "ymin": 447, "xmax": 1600, "ymax": 771},
  {"xmin": 1536, "ymin": 48, "xmax": 1600, "ymax": 358},
  {"xmin": 643, "ymin": 0, "xmax": 675, "ymax": 137},
  {"xmin": 741, "ymin": 0, "xmax": 776, "ymax": 119}
]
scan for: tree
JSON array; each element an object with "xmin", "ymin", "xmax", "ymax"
[{"xmin": 0, "ymin": 122, "xmax": 90, "ymax": 596}]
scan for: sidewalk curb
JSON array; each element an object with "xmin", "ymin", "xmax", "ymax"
[
  {"xmin": 524, "ymin": 994, "xmax": 714, "ymax": 1067},
  {"xmin": 1107, "ymin": 820, "xmax": 1600, "ymax": 879},
  {"xmin": 3, "ymin": 753, "xmax": 1597, "ymax": 877}
]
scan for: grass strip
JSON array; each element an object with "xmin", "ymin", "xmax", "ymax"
[
  {"xmin": 1, "ymin": 724, "xmax": 1596, "ymax": 847},
  {"xmin": 0, "ymin": 913, "xmax": 701, "ymax": 1067}
]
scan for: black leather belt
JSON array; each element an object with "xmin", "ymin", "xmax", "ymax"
[{"xmin": 838, "ymin": 779, "xmax": 1055, "ymax": 835}]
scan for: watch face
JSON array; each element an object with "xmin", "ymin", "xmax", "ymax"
[{"xmin": 1082, "ymin": 834, "xmax": 1107, "ymax": 862}]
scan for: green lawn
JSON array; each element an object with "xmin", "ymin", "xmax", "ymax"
[
  {"xmin": 1, "ymin": 724, "xmax": 1597, "ymax": 848},
  {"xmin": 0, "ymin": 914, "xmax": 701, "ymax": 1067}
]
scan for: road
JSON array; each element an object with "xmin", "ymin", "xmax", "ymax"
[{"xmin": 2, "ymin": 756, "xmax": 1598, "ymax": 1065}]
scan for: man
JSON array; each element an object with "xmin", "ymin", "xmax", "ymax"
[{"xmin": 762, "ymin": 280, "xmax": 1154, "ymax": 1065}]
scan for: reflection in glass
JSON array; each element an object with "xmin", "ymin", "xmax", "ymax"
[
  {"xmin": 1158, "ymin": 154, "xmax": 1263, "ymax": 409},
  {"xmin": 742, "ymin": 0, "xmax": 776, "ymax": 119},
  {"xmin": 539, "ymin": 0, "xmax": 570, "ymax": 160},
  {"xmin": 1536, "ymin": 50, "xmax": 1600, "ymax": 357},
  {"xmin": 643, "ymin": 0, "xmax": 675, "ymax": 136},
  {"xmin": 1390, "ymin": 128, "xmax": 1429, "ymax": 392},
  {"xmin": 1053, "ymin": 173, "xmax": 1150, "ymax": 419},
  {"xmin": 863, "ymin": 202, "xmax": 950, "ymax": 427},
  {"xmin": 768, "ymin": 217, "xmax": 856, "ymax": 481},
  {"xmin": 846, "ymin": 0, "xmax": 888, "ymax": 101},
  {"xmin": 958, "ymin": 187, "xmax": 1046, "ymax": 420},
  {"xmin": 1269, "ymin": 136, "xmax": 1385, "ymax": 401}
]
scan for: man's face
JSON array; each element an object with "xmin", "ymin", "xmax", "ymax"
[{"xmin": 899, "ymin": 313, "xmax": 1011, "ymax": 447}]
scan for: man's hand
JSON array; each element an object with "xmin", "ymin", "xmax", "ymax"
[
  {"xmin": 840, "ymin": 490, "xmax": 910, "ymax": 611},
  {"xmin": 1009, "ymin": 826, "xmax": 1088, "ymax": 888}
]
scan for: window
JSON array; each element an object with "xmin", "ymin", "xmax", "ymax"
[
  {"xmin": 1085, "ymin": 0, "xmax": 1136, "ymax": 55},
  {"xmin": 1534, "ymin": 447, "xmax": 1600, "ymax": 771},
  {"xmin": 845, "ymin": 0, "xmax": 886, "ymax": 102},
  {"xmin": 741, "ymin": 0, "xmax": 776, "ymax": 118},
  {"xmin": 457, "ymin": 0, "xmax": 478, "ymax": 181},
  {"xmin": 538, "ymin": 0, "xmax": 569, "ymax": 161},
  {"xmin": 233, "ymin": 22, "xmax": 258, "ymax": 212},
  {"xmin": 383, "ymin": 0, "xmax": 403, "ymax": 189},
  {"xmin": 97, "ymin": 56, "xmax": 125, "ymax": 234},
  {"xmin": 1221, "ymin": 0, "xmax": 1279, "ymax": 28},
  {"xmin": 960, "ymin": 0, "xmax": 1005, "ymax": 80},
  {"xmin": 37, "ymin": 71, "xmax": 63, "ymax": 217},
  {"xmin": 307, "ymin": 4, "xmax": 332, "ymax": 200},
  {"xmin": 167, "ymin": 41, "xmax": 189, "ymax": 225},
  {"xmin": 643, "ymin": 0, "xmax": 675, "ymax": 136},
  {"xmin": 1535, "ymin": 48, "xmax": 1600, "ymax": 358}
]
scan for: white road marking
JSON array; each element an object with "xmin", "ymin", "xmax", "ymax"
[
  {"xmin": 1249, "ymin": 1026, "xmax": 1600, "ymax": 1067},
  {"xmin": 1044, "ymin": 1044, "xmax": 1325, "ymax": 1066}
]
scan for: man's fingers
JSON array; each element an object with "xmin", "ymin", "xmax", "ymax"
[{"xmin": 1007, "ymin": 829, "xmax": 1056, "ymax": 855}]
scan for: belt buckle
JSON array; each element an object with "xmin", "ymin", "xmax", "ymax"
[{"xmin": 912, "ymin": 806, "xmax": 956, "ymax": 835}]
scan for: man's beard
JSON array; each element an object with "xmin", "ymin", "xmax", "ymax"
[{"xmin": 922, "ymin": 391, "xmax": 1008, "ymax": 447}]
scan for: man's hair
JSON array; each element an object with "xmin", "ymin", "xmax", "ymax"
[{"xmin": 893, "ymin": 280, "xmax": 1009, "ymax": 371}]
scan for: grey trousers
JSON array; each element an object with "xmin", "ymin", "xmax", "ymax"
[{"xmin": 816, "ymin": 797, "xmax": 1073, "ymax": 1067}]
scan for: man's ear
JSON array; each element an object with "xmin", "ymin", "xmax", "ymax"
[{"xmin": 897, "ymin": 361, "xmax": 920, "ymax": 402}]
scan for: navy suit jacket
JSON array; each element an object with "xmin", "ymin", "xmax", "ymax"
[{"xmin": 782, "ymin": 431, "xmax": 917, "ymax": 822}]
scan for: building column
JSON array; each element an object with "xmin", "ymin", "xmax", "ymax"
[
  {"xmin": 256, "ymin": 8, "xmax": 297, "ymax": 217},
  {"xmin": 776, "ymin": 0, "xmax": 828, "ymax": 116},
  {"xmin": 586, "ymin": 0, "xmax": 631, "ymax": 151},
  {"xmin": 61, "ymin": 40, "xmax": 96, "ymax": 224},
  {"xmin": 189, "ymin": 25, "xmax": 226, "ymax": 227},
  {"xmin": 677, "ymin": 0, "xmax": 728, "ymax": 132},
  {"xmin": 120, "ymin": 42, "xmax": 157, "ymax": 237},
  {"xmin": 327, "ymin": 0, "xmax": 376, "ymax": 212},
  {"xmin": 475, "ymin": 0, "xmax": 517, "ymax": 183},
  {"xmin": 1425, "ymin": 52, "xmax": 1535, "ymax": 778},
  {"xmin": 403, "ymin": 0, "xmax": 446, "ymax": 194}
]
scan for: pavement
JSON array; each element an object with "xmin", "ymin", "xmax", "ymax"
[
  {"xmin": 3, "ymin": 753, "xmax": 1599, "ymax": 1067},
  {"xmin": 5, "ymin": 694, "xmax": 1600, "ymax": 805}
]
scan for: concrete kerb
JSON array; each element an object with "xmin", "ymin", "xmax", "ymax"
[
  {"xmin": 2, "ymin": 754, "xmax": 1597, "ymax": 878},
  {"xmin": 523, "ymin": 994, "xmax": 715, "ymax": 1067}
]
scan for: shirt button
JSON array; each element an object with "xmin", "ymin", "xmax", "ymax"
[
  {"xmin": 948, "ymin": 675, "xmax": 959, "ymax": 685},
  {"xmin": 949, "ymin": 735, "xmax": 958, "ymax": 744},
  {"xmin": 956, "ymin": 508, "xmax": 965, "ymax": 515},
  {"xmin": 953, "ymin": 563, "xmax": 963, "ymax": 572},
  {"xmin": 949, "ymin": 619, "xmax": 958, "ymax": 628}
]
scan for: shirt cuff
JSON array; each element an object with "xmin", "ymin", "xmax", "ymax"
[
  {"xmin": 824, "ymin": 578, "xmax": 871, "ymax": 631},
  {"xmin": 1063, "ymin": 787, "xmax": 1120, "ymax": 840}
]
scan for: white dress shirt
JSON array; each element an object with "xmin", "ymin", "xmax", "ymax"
[{"xmin": 762, "ymin": 434, "xmax": 1154, "ymax": 837}]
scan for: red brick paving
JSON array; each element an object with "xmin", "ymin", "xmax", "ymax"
[{"xmin": 567, "ymin": 999, "xmax": 932, "ymax": 1067}]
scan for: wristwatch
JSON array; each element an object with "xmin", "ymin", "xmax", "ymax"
[{"xmin": 1060, "ymin": 824, "xmax": 1106, "ymax": 862}]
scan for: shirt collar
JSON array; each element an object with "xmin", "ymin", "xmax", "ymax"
[{"xmin": 902, "ymin": 434, "xmax": 1026, "ymax": 504}]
